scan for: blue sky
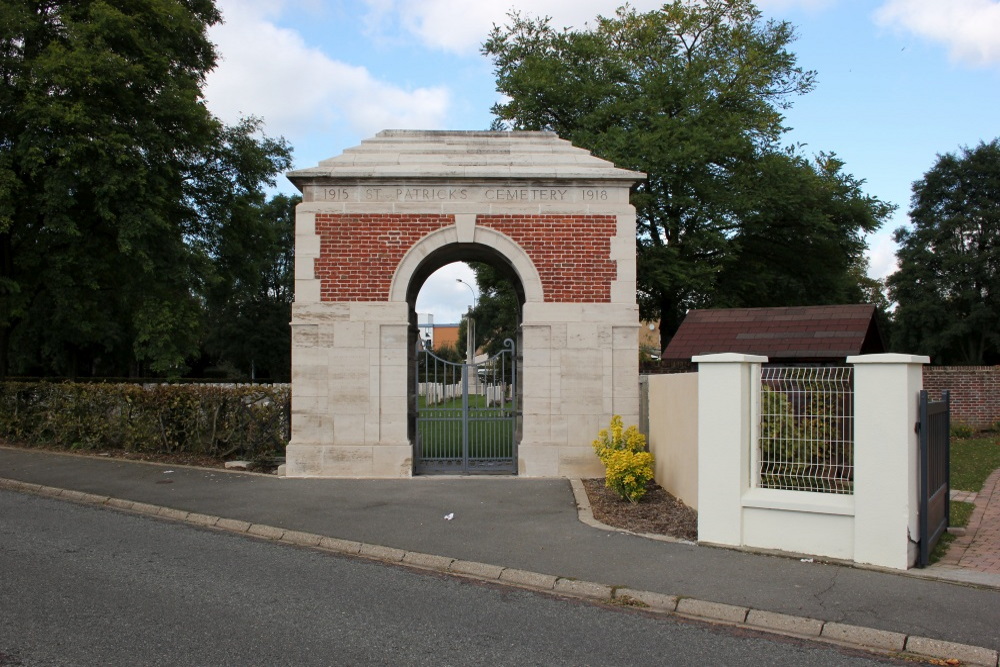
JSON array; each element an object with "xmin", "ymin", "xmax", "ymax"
[{"xmin": 202, "ymin": 0, "xmax": 1000, "ymax": 323}]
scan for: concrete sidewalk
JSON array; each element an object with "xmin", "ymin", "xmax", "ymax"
[{"xmin": 2, "ymin": 446, "xmax": 999, "ymax": 662}]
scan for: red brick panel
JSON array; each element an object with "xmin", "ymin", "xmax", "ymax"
[
  {"xmin": 314, "ymin": 213, "xmax": 617, "ymax": 303},
  {"xmin": 314, "ymin": 214, "xmax": 453, "ymax": 301},
  {"xmin": 478, "ymin": 214, "xmax": 617, "ymax": 302},
  {"xmin": 923, "ymin": 366, "xmax": 1000, "ymax": 429}
]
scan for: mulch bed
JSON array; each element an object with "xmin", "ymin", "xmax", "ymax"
[{"xmin": 582, "ymin": 478, "xmax": 698, "ymax": 542}]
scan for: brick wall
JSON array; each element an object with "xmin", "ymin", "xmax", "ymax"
[
  {"xmin": 315, "ymin": 214, "xmax": 453, "ymax": 301},
  {"xmin": 923, "ymin": 366, "xmax": 1000, "ymax": 429},
  {"xmin": 477, "ymin": 214, "xmax": 617, "ymax": 302},
  {"xmin": 314, "ymin": 213, "xmax": 618, "ymax": 302}
]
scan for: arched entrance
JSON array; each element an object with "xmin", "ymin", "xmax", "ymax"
[
  {"xmin": 284, "ymin": 130, "xmax": 644, "ymax": 478},
  {"xmin": 405, "ymin": 245, "xmax": 527, "ymax": 474}
]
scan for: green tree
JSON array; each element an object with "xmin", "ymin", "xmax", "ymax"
[
  {"xmin": 888, "ymin": 139, "xmax": 1000, "ymax": 365},
  {"xmin": 714, "ymin": 151, "xmax": 892, "ymax": 308},
  {"xmin": 0, "ymin": 0, "xmax": 291, "ymax": 377},
  {"xmin": 457, "ymin": 262, "xmax": 520, "ymax": 359},
  {"xmin": 202, "ymin": 194, "xmax": 298, "ymax": 381},
  {"xmin": 483, "ymin": 1, "xmax": 889, "ymax": 348}
]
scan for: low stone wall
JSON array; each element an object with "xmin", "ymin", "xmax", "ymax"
[{"xmin": 923, "ymin": 366, "xmax": 1000, "ymax": 429}]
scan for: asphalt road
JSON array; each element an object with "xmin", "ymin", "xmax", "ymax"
[{"xmin": 0, "ymin": 491, "xmax": 912, "ymax": 667}]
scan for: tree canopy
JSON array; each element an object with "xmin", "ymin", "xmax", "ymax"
[
  {"xmin": 888, "ymin": 139, "xmax": 1000, "ymax": 365},
  {"xmin": 483, "ymin": 0, "xmax": 891, "ymax": 348},
  {"xmin": 0, "ymin": 0, "xmax": 292, "ymax": 378}
]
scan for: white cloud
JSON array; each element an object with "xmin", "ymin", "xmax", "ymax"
[
  {"xmin": 416, "ymin": 262, "xmax": 478, "ymax": 324},
  {"xmin": 875, "ymin": 0, "xmax": 1000, "ymax": 67},
  {"xmin": 362, "ymin": 0, "xmax": 666, "ymax": 55},
  {"xmin": 204, "ymin": 1, "xmax": 450, "ymax": 146},
  {"xmin": 867, "ymin": 232, "xmax": 900, "ymax": 281}
]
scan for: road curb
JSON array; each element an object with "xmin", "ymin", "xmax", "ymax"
[{"xmin": 3, "ymin": 476, "xmax": 998, "ymax": 667}]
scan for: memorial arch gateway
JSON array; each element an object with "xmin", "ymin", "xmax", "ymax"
[{"xmin": 285, "ymin": 131, "xmax": 644, "ymax": 478}]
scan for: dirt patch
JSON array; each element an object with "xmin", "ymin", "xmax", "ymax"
[{"xmin": 582, "ymin": 478, "xmax": 698, "ymax": 542}]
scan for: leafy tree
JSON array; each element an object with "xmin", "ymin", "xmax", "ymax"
[
  {"xmin": 458, "ymin": 262, "xmax": 519, "ymax": 358},
  {"xmin": 714, "ymin": 151, "xmax": 892, "ymax": 309},
  {"xmin": 202, "ymin": 194, "xmax": 298, "ymax": 382},
  {"xmin": 483, "ymin": 1, "xmax": 889, "ymax": 348},
  {"xmin": 888, "ymin": 139, "xmax": 1000, "ymax": 365},
  {"xmin": 0, "ymin": 0, "xmax": 291, "ymax": 377}
]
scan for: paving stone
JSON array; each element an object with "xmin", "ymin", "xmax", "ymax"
[
  {"xmin": 318, "ymin": 537, "xmax": 362, "ymax": 554},
  {"xmin": 129, "ymin": 502, "xmax": 163, "ymax": 515},
  {"xmin": 553, "ymin": 578, "xmax": 613, "ymax": 600},
  {"xmin": 745, "ymin": 610, "xmax": 824, "ymax": 637},
  {"xmin": 676, "ymin": 598, "xmax": 749, "ymax": 624},
  {"xmin": 402, "ymin": 552, "xmax": 454, "ymax": 571},
  {"xmin": 358, "ymin": 543, "xmax": 405, "ymax": 562},
  {"xmin": 105, "ymin": 498, "xmax": 134, "ymax": 510},
  {"xmin": 247, "ymin": 524, "xmax": 285, "ymax": 540},
  {"xmin": 498, "ymin": 568, "xmax": 557, "ymax": 590},
  {"xmin": 449, "ymin": 560, "xmax": 504, "ymax": 580},
  {"xmin": 186, "ymin": 513, "xmax": 219, "ymax": 527},
  {"xmin": 280, "ymin": 529, "xmax": 322, "ymax": 546},
  {"xmin": 613, "ymin": 588, "xmax": 678, "ymax": 612},
  {"xmin": 215, "ymin": 518, "xmax": 252, "ymax": 533},
  {"xmin": 821, "ymin": 622, "xmax": 906, "ymax": 651},
  {"xmin": 905, "ymin": 636, "xmax": 999, "ymax": 667}
]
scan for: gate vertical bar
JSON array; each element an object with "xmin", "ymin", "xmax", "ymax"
[{"xmin": 462, "ymin": 362, "xmax": 470, "ymax": 474}]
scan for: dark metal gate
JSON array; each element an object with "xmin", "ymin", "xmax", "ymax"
[
  {"xmin": 414, "ymin": 338, "xmax": 517, "ymax": 474},
  {"xmin": 918, "ymin": 389, "xmax": 950, "ymax": 567}
]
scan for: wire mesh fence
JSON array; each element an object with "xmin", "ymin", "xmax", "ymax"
[{"xmin": 757, "ymin": 366, "xmax": 854, "ymax": 494}]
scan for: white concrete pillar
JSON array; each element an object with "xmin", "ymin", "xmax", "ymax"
[
  {"xmin": 848, "ymin": 353, "xmax": 930, "ymax": 570},
  {"xmin": 694, "ymin": 354, "xmax": 767, "ymax": 546}
]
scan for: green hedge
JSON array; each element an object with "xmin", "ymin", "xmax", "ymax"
[{"xmin": 0, "ymin": 382, "xmax": 290, "ymax": 460}]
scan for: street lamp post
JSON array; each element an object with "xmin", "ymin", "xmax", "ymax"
[{"xmin": 456, "ymin": 279, "xmax": 477, "ymax": 365}]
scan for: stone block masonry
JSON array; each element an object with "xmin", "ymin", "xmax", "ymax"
[{"xmin": 285, "ymin": 130, "xmax": 645, "ymax": 478}]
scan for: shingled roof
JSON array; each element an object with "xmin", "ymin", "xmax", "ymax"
[{"xmin": 662, "ymin": 304, "xmax": 884, "ymax": 362}]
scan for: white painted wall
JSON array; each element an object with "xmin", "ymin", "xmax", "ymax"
[
  {"xmin": 646, "ymin": 373, "xmax": 699, "ymax": 509},
  {"xmin": 692, "ymin": 353, "xmax": 929, "ymax": 570}
]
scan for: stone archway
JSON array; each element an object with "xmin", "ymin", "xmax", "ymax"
[{"xmin": 285, "ymin": 130, "xmax": 644, "ymax": 478}]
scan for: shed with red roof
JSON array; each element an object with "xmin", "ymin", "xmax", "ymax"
[{"xmin": 662, "ymin": 304, "xmax": 885, "ymax": 364}]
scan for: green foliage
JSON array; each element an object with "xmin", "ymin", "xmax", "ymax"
[
  {"xmin": 202, "ymin": 194, "xmax": 298, "ymax": 381},
  {"xmin": 0, "ymin": 1, "xmax": 292, "ymax": 378},
  {"xmin": 483, "ymin": 1, "xmax": 891, "ymax": 346},
  {"xmin": 758, "ymin": 386, "xmax": 852, "ymax": 492},
  {"xmin": 462, "ymin": 262, "xmax": 520, "ymax": 358},
  {"xmin": 0, "ymin": 382, "xmax": 289, "ymax": 460},
  {"xmin": 889, "ymin": 139, "xmax": 1000, "ymax": 364},
  {"xmin": 929, "ymin": 500, "xmax": 975, "ymax": 565},
  {"xmin": 950, "ymin": 422, "xmax": 975, "ymax": 439},
  {"xmin": 592, "ymin": 415, "xmax": 654, "ymax": 504}
]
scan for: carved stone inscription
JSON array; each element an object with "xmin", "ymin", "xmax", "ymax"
[{"xmin": 308, "ymin": 185, "xmax": 618, "ymax": 204}]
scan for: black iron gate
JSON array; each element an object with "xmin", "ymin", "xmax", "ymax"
[
  {"xmin": 414, "ymin": 338, "xmax": 517, "ymax": 474},
  {"xmin": 918, "ymin": 389, "xmax": 950, "ymax": 567}
]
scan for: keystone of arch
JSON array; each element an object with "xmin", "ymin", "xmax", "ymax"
[{"xmin": 388, "ymin": 218, "xmax": 544, "ymax": 304}]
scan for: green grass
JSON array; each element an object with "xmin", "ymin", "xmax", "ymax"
[
  {"xmin": 950, "ymin": 434, "xmax": 1000, "ymax": 492},
  {"xmin": 417, "ymin": 395, "xmax": 514, "ymax": 460},
  {"xmin": 929, "ymin": 500, "xmax": 976, "ymax": 564},
  {"xmin": 928, "ymin": 431, "xmax": 1000, "ymax": 564}
]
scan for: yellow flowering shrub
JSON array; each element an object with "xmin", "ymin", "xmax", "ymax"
[{"xmin": 592, "ymin": 415, "xmax": 654, "ymax": 504}]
